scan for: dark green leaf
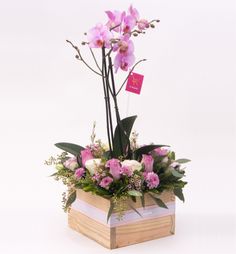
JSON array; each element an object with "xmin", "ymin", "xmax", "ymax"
[
  {"xmin": 49, "ymin": 172, "xmax": 58, "ymax": 177},
  {"xmin": 65, "ymin": 191, "xmax": 76, "ymax": 210},
  {"xmin": 128, "ymin": 203, "xmax": 142, "ymax": 218},
  {"xmin": 140, "ymin": 195, "xmax": 145, "ymax": 208},
  {"xmin": 107, "ymin": 202, "xmax": 115, "ymax": 223},
  {"xmin": 169, "ymin": 151, "xmax": 175, "ymax": 160},
  {"xmin": 174, "ymin": 188, "xmax": 185, "ymax": 202},
  {"xmin": 176, "ymin": 159, "xmax": 191, "ymax": 164},
  {"xmin": 113, "ymin": 115, "xmax": 137, "ymax": 157},
  {"xmin": 149, "ymin": 193, "xmax": 168, "ymax": 209},
  {"xmin": 171, "ymin": 169, "xmax": 185, "ymax": 178},
  {"xmin": 128, "ymin": 190, "xmax": 143, "ymax": 197},
  {"xmin": 55, "ymin": 142, "xmax": 85, "ymax": 156},
  {"xmin": 134, "ymin": 144, "xmax": 169, "ymax": 159},
  {"xmin": 130, "ymin": 196, "xmax": 137, "ymax": 203}
]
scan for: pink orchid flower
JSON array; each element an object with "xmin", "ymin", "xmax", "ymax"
[
  {"xmin": 122, "ymin": 15, "xmax": 136, "ymax": 33},
  {"xmin": 138, "ymin": 19, "xmax": 149, "ymax": 30},
  {"xmin": 128, "ymin": 5, "xmax": 140, "ymax": 21},
  {"xmin": 87, "ymin": 23, "xmax": 113, "ymax": 48},
  {"xmin": 105, "ymin": 10, "xmax": 125, "ymax": 32},
  {"xmin": 114, "ymin": 52, "xmax": 135, "ymax": 72}
]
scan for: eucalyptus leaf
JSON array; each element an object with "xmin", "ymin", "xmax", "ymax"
[
  {"xmin": 55, "ymin": 142, "xmax": 85, "ymax": 156},
  {"xmin": 149, "ymin": 193, "xmax": 168, "ymax": 209},
  {"xmin": 176, "ymin": 159, "xmax": 191, "ymax": 164},
  {"xmin": 174, "ymin": 188, "xmax": 185, "ymax": 202},
  {"xmin": 128, "ymin": 190, "xmax": 143, "ymax": 197},
  {"xmin": 171, "ymin": 170, "xmax": 185, "ymax": 178}
]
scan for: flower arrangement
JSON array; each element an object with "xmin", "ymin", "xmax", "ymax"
[{"xmin": 46, "ymin": 5, "xmax": 190, "ymax": 221}]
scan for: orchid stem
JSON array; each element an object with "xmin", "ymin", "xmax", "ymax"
[{"xmin": 66, "ymin": 39, "xmax": 103, "ymax": 77}]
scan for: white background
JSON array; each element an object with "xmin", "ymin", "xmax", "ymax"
[{"xmin": 0, "ymin": 0, "xmax": 235, "ymax": 253}]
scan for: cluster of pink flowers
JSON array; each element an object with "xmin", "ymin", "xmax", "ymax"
[
  {"xmin": 87, "ymin": 5, "xmax": 151, "ymax": 72},
  {"xmin": 62, "ymin": 144, "xmax": 173, "ymax": 191}
]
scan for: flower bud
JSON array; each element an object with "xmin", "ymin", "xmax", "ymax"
[{"xmin": 56, "ymin": 163, "xmax": 64, "ymax": 170}]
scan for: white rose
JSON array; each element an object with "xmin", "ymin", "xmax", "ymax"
[
  {"xmin": 85, "ymin": 158, "xmax": 103, "ymax": 175},
  {"xmin": 121, "ymin": 160, "xmax": 142, "ymax": 172}
]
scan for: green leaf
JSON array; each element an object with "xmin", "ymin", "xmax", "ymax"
[
  {"xmin": 128, "ymin": 190, "xmax": 143, "ymax": 197},
  {"xmin": 55, "ymin": 142, "xmax": 85, "ymax": 156},
  {"xmin": 174, "ymin": 188, "xmax": 185, "ymax": 202},
  {"xmin": 49, "ymin": 172, "xmax": 58, "ymax": 177},
  {"xmin": 107, "ymin": 202, "xmax": 115, "ymax": 223},
  {"xmin": 176, "ymin": 159, "xmax": 191, "ymax": 164},
  {"xmin": 113, "ymin": 115, "xmax": 137, "ymax": 157},
  {"xmin": 149, "ymin": 194, "xmax": 168, "ymax": 209},
  {"xmin": 140, "ymin": 195, "xmax": 145, "ymax": 208},
  {"xmin": 171, "ymin": 169, "xmax": 185, "ymax": 178},
  {"xmin": 134, "ymin": 145, "xmax": 169, "ymax": 159},
  {"xmin": 65, "ymin": 191, "xmax": 76, "ymax": 210},
  {"xmin": 169, "ymin": 151, "xmax": 175, "ymax": 160},
  {"xmin": 128, "ymin": 203, "xmax": 142, "ymax": 218}
]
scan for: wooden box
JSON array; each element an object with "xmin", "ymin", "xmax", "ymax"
[{"xmin": 68, "ymin": 189, "xmax": 175, "ymax": 249}]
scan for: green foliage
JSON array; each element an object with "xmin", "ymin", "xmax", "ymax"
[
  {"xmin": 176, "ymin": 159, "xmax": 191, "ymax": 164},
  {"xmin": 171, "ymin": 169, "xmax": 185, "ymax": 178},
  {"xmin": 113, "ymin": 115, "xmax": 137, "ymax": 158},
  {"xmin": 134, "ymin": 145, "xmax": 169, "ymax": 159},
  {"xmin": 128, "ymin": 190, "xmax": 143, "ymax": 197},
  {"xmin": 107, "ymin": 201, "xmax": 115, "ymax": 222},
  {"xmin": 128, "ymin": 203, "xmax": 142, "ymax": 218},
  {"xmin": 148, "ymin": 193, "xmax": 168, "ymax": 209},
  {"xmin": 55, "ymin": 142, "xmax": 85, "ymax": 156},
  {"xmin": 174, "ymin": 188, "xmax": 185, "ymax": 202},
  {"xmin": 65, "ymin": 190, "xmax": 76, "ymax": 210}
]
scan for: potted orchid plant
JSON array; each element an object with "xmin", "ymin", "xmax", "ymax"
[{"xmin": 46, "ymin": 4, "xmax": 190, "ymax": 223}]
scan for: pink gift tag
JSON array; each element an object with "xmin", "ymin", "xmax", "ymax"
[{"xmin": 125, "ymin": 72, "xmax": 144, "ymax": 95}]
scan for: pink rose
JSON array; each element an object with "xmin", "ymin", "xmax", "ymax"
[
  {"xmin": 75, "ymin": 168, "xmax": 85, "ymax": 179},
  {"xmin": 141, "ymin": 154, "xmax": 154, "ymax": 172},
  {"xmin": 106, "ymin": 159, "xmax": 121, "ymax": 179},
  {"xmin": 81, "ymin": 149, "xmax": 94, "ymax": 167},
  {"xmin": 154, "ymin": 147, "xmax": 169, "ymax": 157},
  {"xmin": 144, "ymin": 172, "xmax": 160, "ymax": 189},
  {"xmin": 99, "ymin": 176, "xmax": 113, "ymax": 189}
]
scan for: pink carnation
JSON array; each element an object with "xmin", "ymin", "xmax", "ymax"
[
  {"xmin": 99, "ymin": 176, "xmax": 113, "ymax": 189},
  {"xmin": 81, "ymin": 149, "xmax": 94, "ymax": 167},
  {"xmin": 75, "ymin": 167, "xmax": 85, "ymax": 179},
  {"xmin": 144, "ymin": 172, "xmax": 160, "ymax": 189},
  {"xmin": 106, "ymin": 159, "xmax": 121, "ymax": 179},
  {"xmin": 141, "ymin": 154, "xmax": 154, "ymax": 172}
]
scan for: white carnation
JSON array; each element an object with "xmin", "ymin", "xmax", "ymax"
[{"xmin": 85, "ymin": 158, "xmax": 103, "ymax": 175}]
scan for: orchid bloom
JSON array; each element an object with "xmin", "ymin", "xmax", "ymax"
[
  {"xmin": 105, "ymin": 10, "xmax": 125, "ymax": 32},
  {"xmin": 87, "ymin": 23, "xmax": 113, "ymax": 48}
]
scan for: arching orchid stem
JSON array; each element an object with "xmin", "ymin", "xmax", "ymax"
[
  {"xmin": 116, "ymin": 59, "xmax": 147, "ymax": 96},
  {"xmin": 89, "ymin": 47, "xmax": 102, "ymax": 73},
  {"xmin": 66, "ymin": 39, "xmax": 103, "ymax": 77}
]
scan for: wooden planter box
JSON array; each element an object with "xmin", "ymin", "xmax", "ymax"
[{"xmin": 68, "ymin": 189, "xmax": 175, "ymax": 249}]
